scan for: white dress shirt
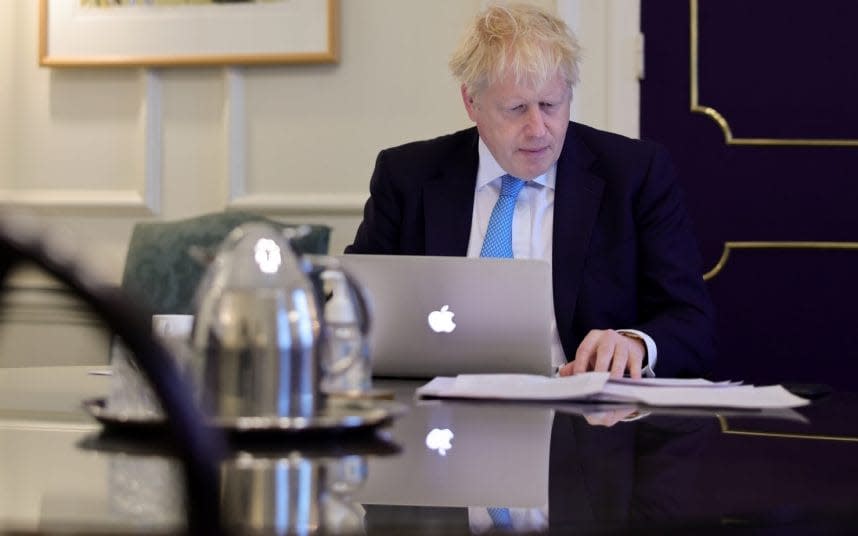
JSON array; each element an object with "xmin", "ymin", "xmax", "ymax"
[{"xmin": 465, "ymin": 138, "xmax": 658, "ymax": 375}]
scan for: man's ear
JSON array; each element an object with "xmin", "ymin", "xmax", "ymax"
[{"xmin": 461, "ymin": 84, "xmax": 478, "ymax": 122}]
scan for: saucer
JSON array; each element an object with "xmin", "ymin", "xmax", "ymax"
[{"xmin": 83, "ymin": 397, "xmax": 407, "ymax": 437}]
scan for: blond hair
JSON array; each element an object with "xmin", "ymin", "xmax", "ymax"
[{"xmin": 449, "ymin": 3, "xmax": 581, "ymax": 96}]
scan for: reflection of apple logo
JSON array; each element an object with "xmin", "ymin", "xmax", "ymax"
[
  {"xmin": 425, "ymin": 428, "xmax": 454, "ymax": 456},
  {"xmin": 428, "ymin": 305, "xmax": 456, "ymax": 333}
]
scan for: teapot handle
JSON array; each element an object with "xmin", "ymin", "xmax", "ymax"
[
  {"xmin": 335, "ymin": 264, "xmax": 371, "ymax": 338},
  {"xmin": 304, "ymin": 256, "xmax": 372, "ymax": 376},
  {"xmin": 304, "ymin": 255, "xmax": 371, "ymax": 336}
]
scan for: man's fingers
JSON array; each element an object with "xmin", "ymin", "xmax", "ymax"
[
  {"xmin": 568, "ymin": 329, "xmax": 648, "ymax": 378},
  {"xmin": 571, "ymin": 356, "xmax": 589, "ymax": 375},
  {"xmin": 610, "ymin": 342, "xmax": 629, "ymax": 378},
  {"xmin": 570, "ymin": 331, "xmax": 594, "ymax": 374},
  {"xmin": 627, "ymin": 341, "xmax": 644, "ymax": 379},
  {"xmin": 573, "ymin": 330, "xmax": 600, "ymax": 362},
  {"xmin": 572, "ymin": 330, "xmax": 601, "ymax": 374},
  {"xmin": 585, "ymin": 408, "xmax": 636, "ymax": 427},
  {"xmin": 592, "ymin": 336, "xmax": 616, "ymax": 372}
]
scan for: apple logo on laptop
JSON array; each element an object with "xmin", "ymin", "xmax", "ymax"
[
  {"xmin": 428, "ymin": 305, "xmax": 456, "ymax": 333},
  {"xmin": 425, "ymin": 428, "xmax": 454, "ymax": 456}
]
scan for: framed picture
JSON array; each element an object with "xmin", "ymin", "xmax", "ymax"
[{"xmin": 39, "ymin": 0, "xmax": 338, "ymax": 67}]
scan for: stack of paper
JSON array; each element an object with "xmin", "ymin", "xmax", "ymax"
[{"xmin": 416, "ymin": 372, "xmax": 809, "ymax": 409}]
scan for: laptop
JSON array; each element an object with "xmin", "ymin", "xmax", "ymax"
[{"xmin": 336, "ymin": 255, "xmax": 553, "ymax": 378}]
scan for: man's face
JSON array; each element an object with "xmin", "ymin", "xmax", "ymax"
[{"xmin": 462, "ymin": 71, "xmax": 571, "ymax": 180}]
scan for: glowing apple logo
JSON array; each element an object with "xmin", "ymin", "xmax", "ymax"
[
  {"xmin": 427, "ymin": 305, "xmax": 456, "ymax": 333},
  {"xmin": 425, "ymin": 428, "xmax": 454, "ymax": 456}
]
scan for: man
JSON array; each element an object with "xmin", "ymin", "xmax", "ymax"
[{"xmin": 346, "ymin": 3, "xmax": 714, "ymax": 378}]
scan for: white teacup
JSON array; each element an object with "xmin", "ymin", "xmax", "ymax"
[
  {"xmin": 108, "ymin": 314, "xmax": 194, "ymax": 418},
  {"xmin": 152, "ymin": 314, "xmax": 194, "ymax": 341}
]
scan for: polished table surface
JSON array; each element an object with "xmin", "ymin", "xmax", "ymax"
[{"xmin": 1, "ymin": 366, "xmax": 858, "ymax": 534}]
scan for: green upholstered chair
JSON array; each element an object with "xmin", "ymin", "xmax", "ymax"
[{"xmin": 121, "ymin": 211, "xmax": 331, "ymax": 316}]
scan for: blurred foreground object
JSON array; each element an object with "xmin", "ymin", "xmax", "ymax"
[{"xmin": 0, "ymin": 209, "xmax": 226, "ymax": 535}]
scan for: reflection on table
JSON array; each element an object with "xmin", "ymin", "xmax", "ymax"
[{"xmin": 2, "ymin": 366, "xmax": 858, "ymax": 533}]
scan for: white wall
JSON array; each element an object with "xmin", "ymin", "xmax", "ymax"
[
  {"xmin": 0, "ymin": 0, "xmax": 640, "ymax": 366},
  {"xmin": 561, "ymin": 0, "xmax": 642, "ymax": 137}
]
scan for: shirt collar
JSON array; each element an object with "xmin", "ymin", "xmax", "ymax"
[{"xmin": 476, "ymin": 137, "xmax": 556, "ymax": 190}]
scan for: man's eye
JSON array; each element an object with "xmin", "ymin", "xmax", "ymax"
[
  {"xmin": 509, "ymin": 105, "xmax": 525, "ymax": 113},
  {"xmin": 541, "ymin": 102, "xmax": 556, "ymax": 109}
]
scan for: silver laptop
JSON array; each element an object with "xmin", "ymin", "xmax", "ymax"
[{"xmin": 337, "ymin": 255, "xmax": 553, "ymax": 378}]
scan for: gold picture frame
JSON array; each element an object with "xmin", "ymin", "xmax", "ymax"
[{"xmin": 39, "ymin": 0, "xmax": 339, "ymax": 67}]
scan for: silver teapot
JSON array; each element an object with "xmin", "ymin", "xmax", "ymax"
[{"xmin": 191, "ymin": 223, "xmax": 369, "ymax": 420}]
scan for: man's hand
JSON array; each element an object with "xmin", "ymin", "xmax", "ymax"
[{"xmin": 558, "ymin": 329, "xmax": 646, "ymax": 379}]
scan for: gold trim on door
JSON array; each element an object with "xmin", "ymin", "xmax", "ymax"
[
  {"xmin": 690, "ymin": 0, "xmax": 858, "ymax": 146},
  {"xmin": 703, "ymin": 241, "xmax": 858, "ymax": 280},
  {"xmin": 718, "ymin": 416, "xmax": 858, "ymax": 442}
]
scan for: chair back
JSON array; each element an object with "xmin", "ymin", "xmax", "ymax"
[
  {"xmin": 121, "ymin": 211, "xmax": 331, "ymax": 315},
  {"xmin": 0, "ymin": 213, "xmax": 225, "ymax": 535}
]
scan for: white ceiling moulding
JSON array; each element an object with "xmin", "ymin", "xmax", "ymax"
[
  {"xmin": 224, "ymin": 68, "xmax": 365, "ymax": 216},
  {"xmin": 0, "ymin": 70, "xmax": 162, "ymax": 215}
]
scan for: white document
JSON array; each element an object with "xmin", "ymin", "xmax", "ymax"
[
  {"xmin": 416, "ymin": 372, "xmax": 809, "ymax": 409},
  {"xmin": 597, "ymin": 383, "xmax": 809, "ymax": 409},
  {"xmin": 416, "ymin": 373, "xmax": 609, "ymax": 400},
  {"xmin": 607, "ymin": 377, "xmax": 743, "ymax": 388}
]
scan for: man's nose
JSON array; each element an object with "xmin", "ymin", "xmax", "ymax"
[{"xmin": 523, "ymin": 106, "xmax": 547, "ymax": 137}]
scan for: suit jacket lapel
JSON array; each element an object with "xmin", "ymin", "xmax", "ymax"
[
  {"xmin": 423, "ymin": 129, "xmax": 479, "ymax": 256},
  {"xmin": 553, "ymin": 125, "xmax": 605, "ymax": 357}
]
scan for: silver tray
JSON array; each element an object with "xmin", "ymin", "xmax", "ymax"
[{"xmin": 83, "ymin": 397, "xmax": 407, "ymax": 436}]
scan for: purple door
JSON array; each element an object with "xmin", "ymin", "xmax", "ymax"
[{"xmin": 641, "ymin": 0, "xmax": 858, "ymax": 389}]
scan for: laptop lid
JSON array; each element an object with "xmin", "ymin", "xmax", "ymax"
[{"xmin": 337, "ymin": 255, "xmax": 553, "ymax": 378}]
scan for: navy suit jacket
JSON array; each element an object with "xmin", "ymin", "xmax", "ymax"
[{"xmin": 346, "ymin": 122, "xmax": 715, "ymax": 377}]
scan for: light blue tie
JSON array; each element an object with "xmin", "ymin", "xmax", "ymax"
[
  {"xmin": 487, "ymin": 506, "xmax": 513, "ymax": 530},
  {"xmin": 480, "ymin": 175, "xmax": 526, "ymax": 258}
]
